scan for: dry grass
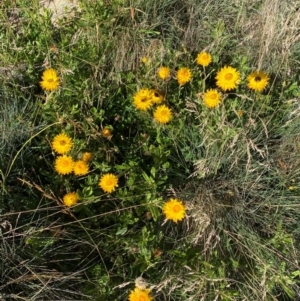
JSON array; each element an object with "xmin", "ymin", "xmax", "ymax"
[
  {"xmin": 240, "ymin": 1, "xmax": 300, "ymax": 70},
  {"xmin": 106, "ymin": 0, "xmax": 300, "ymax": 75}
]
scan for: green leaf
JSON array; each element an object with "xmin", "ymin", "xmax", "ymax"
[
  {"xmin": 150, "ymin": 166, "xmax": 156, "ymax": 177},
  {"xmin": 116, "ymin": 227, "xmax": 127, "ymax": 236},
  {"xmin": 148, "ymin": 205, "xmax": 160, "ymax": 222},
  {"xmin": 142, "ymin": 171, "xmax": 154, "ymax": 185}
]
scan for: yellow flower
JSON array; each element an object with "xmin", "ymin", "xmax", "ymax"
[
  {"xmin": 141, "ymin": 57, "xmax": 148, "ymax": 64},
  {"xmin": 99, "ymin": 173, "xmax": 119, "ymax": 193},
  {"xmin": 196, "ymin": 52, "xmax": 212, "ymax": 67},
  {"xmin": 203, "ymin": 89, "xmax": 221, "ymax": 108},
  {"xmin": 40, "ymin": 68, "xmax": 60, "ymax": 91},
  {"xmin": 63, "ymin": 192, "xmax": 78, "ymax": 207},
  {"xmin": 237, "ymin": 110, "xmax": 243, "ymax": 117},
  {"xmin": 150, "ymin": 90, "xmax": 164, "ymax": 104},
  {"xmin": 81, "ymin": 152, "xmax": 92, "ymax": 162},
  {"xmin": 73, "ymin": 160, "xmax": 89, "ymax": 176},
  {"xmin": 215, "ymin": 66, "xmax": 240, "ymax": 91},
  {"xmin": 163, "ymin": 198, "xmax": 186, "ymax": 223},
  {"xmin": 176, "ymin": 67, "xmax": 192, "ymax": 85},
  {"xmin": 153, "ymin": 105, "xmax": 172, "ymax": 124},
  {"xmin": 102, "ymin": 127, "xmax": 112, "ymax": 138},
  {"xmin": 51, "ymin": 133, "xmax": 73, "ymax": 154},
  {"xmin": 247, "ymin": 71, "xmax": 269, "ymax": 92},
  {"xmin": 157, "ymin": 66, "xmax": 170, "ymax": 80},
  {"xmin": 54, "ymin": 155, "xmax": 74, "ymax": 175},
  {"xmin": 128, "ymin": 288, "xmax": 153, "ymax": 301},
  {"xmin": 133, "ymin": 89, "xmax": 153, "ymax": 111}
]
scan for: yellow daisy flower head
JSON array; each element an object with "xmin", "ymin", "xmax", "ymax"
[
  {"xmin": 99, "ymin": 173, "xmax": 119, "ymax": 193},
  {"xmin": 102, "ymin": 127, "xmax": 112, "ymax": 139},
  {"xmin": 51, "ymin": 133, "xmax": 73, "ymax": 154},
  {"xmin": 73, "ymin": 160, "xmax": 89, "ymax": 176},
  {"xmin": 141, "ymin": 57, "xmax": 148, "ymax": 64},
  {"xmin": 237, "ymin": 110, "xmax": 243, "ymax": 117},
  {"xmin": 54, "ymin": 155, "xmax": 74, "ymax": 175},
  {"xmin": 203, "ymin": 89, "xmax": 221, "ymax": 108},
  {"xmin": 153, "ymin": 105, "xmax": 172, "ymax": 124},
  {"xmin": 40, "ymin": 68, "xmax": 60, "ymax": 91},
  {"xmin": 157, "ymin": 66, "xmax": 170, "ymax": 80},
  {"xmin": 150, "ymin": 89, "xmax": 164, "ymax": 104},
  {"xmin": 128, "ymin": 288, "xmax": 153, "ymax": 301},
  {"xmin": 247, "ymin": 70, "xmax": 269, "ymax": 92},
  {"xmin": 163, "ymin": 198, "xmax": 186, "ymax": 223},
  {"xmin": 133, "ymin": 89, "xmax": 153, "ymax": 111},
  {"xmin": 196, "ymin": 52, "xmax": 212, "ymax": 67},
  {"xmin": 81, "ymin": 152, "xmax": 92, "ymax": 162},
  {"xmin": 176, "ymin": 67, "xmax": 192, "ymax": 85},
  {"xmin": 63, "ymin": 192, "xmax": 78, "ymax": 207},
  {"xmin": 215, "ymin": 66, "xmax": 240, "ymax": 91}
]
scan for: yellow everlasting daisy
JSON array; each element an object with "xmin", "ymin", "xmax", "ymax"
[
  {"xmin": 99, "ymin": 173, "xmax": 119, "ymax": 193},
  {"xmin": 163, "ymin": 198, "xmax": 186, "ymax": 223},
  {"xmin": 133, "ymin": 89, "xmax": 153, "ymax": 111},
  {"xmin": 81, "ymin": 152, "xmax": 92, "ymax": 162},
  {"xmin": 176, "ymin": 67, "xmax": 192, "ymax": 85},
  {"xmin": 215, "ymin": 66, "xmax": 240, "ymax": 91},
  {"xmin": 40, "ymin": 68, "xmax": 60, "ymax": 91},
  {"xmin": 196, "ymin": 52, "xmax": 212, "ymax": 67},
  {"xmin": 54, "ymin": 155, "xmax": 74, "ymax": 175},
  {"xmin": 150, "ymin": 90, "xmax": 164, "ymax": 104},
  {"xmin": 153, "ymin": 105, "xmax": 172, "ymax": 124},
  {"xmin": 203, "ymin": 89, "xmax": 221, "ymax": 108},
  {"xmin": 158, "ymin": 66, "xmax": 170, "ymax": 80},
  {"xmin": 102, "ymin": 127, "xmax": 112, "ymax": 138},
  {"xmin": 128, "ymin": 288, "xmax": 153, "ymax": 301},
  {"xmin": 247, "ymin": 71, "xmax": 269, "ymax": 92},
  {"xmin": 141, "ymin": 57, "xmax": 148, "ymax": 64},
  {"xmin": 73, "ymin": 160, "xmax": 89, "ymax": 176},
  {"xmin": 237, "ymin": 110, "xmax": 243, "ymax": 117},
  {"xmin": 63, "ymin": 192, "xmax": 78, "ymax": 207},
  {"xmin": 51, "ymin": 133, "xmax": 73, "ymax": 154}
]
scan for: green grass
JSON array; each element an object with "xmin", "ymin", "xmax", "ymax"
[{"xmin": 1, "ymin": 0, "xmax": 300, "ymax": 300}]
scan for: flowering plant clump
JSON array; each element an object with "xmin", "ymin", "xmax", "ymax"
[
  {"xmin": 196, "ymin": 51, "xmax": 212, "ymax": 67},
  {"xmin": 128, "ymin": 288, "xmax": 153, "ymax": 301},
  {"xmin": 99, "ymin": 173, "xmax": 119, "ymax": 193},
  {"xmin": 153, "ymin": 105, "xmax": 172, "ymax": 124},
  {"xmin": 73, "ymin": 160, "xmax": 89, "ymax": 176},
  {"xmin": 51, "ymin": 133, "xmax": 73, "ymax": 154},
  {"xmin": 247, "ymin": 70, "xmax": 269, "ymax": 92},
  {"xmin": 63, "ymin": 192, "xmax": 79, "ymax": 207},
  {"xmin": 216, "ymin": 66, "xmax": 240, "ymax": 91},
  {"xmin": 54, "ymin": 155, "xmax": 74, "ymax": 175},
  {"xmin": 31, "ymin": 18, "xmax": 292, "ymax": 300},
  {"xmin": 40, "ymin": 68, "xmax": 60, "ymax": 91},
  {"xmin": 157, "ymin": 66, "xmax": 170, "ymax": 80},
  {"xmin": 163, "ymin": 198, "xmax": 186, "ymax": 223},
  {"xmin": 176, "ymin": 67, "xmax": 192, "ymax": 85}
]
